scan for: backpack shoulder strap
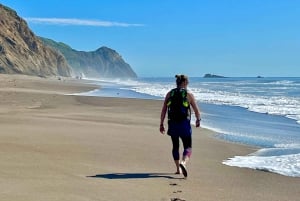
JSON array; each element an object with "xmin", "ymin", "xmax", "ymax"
[
  {"xmin": 167, "ymin": 88, "xmax": 177, "ymax": 106},
  {"xmin": 180, "ymin": 89, "xmax": 189, "ymax": 108}
]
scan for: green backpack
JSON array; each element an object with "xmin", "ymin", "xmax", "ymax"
[{"xmin": 167, "ymin": 88, "xmax": 191, "ymax": 122}]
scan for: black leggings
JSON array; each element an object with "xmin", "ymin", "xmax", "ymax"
[{"xmin": 171, "ymin": 135, "xmax": 192, "ymax": 160}]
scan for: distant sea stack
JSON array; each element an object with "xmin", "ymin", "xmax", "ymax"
[
  {"xmin": 0, "ymin": 4, "xmax": 71, "ymax": 77},
  {"xmin": 203, "ymin": 73, "xmax": 226, "ymax": 78},
  {"xmin": 40, "ymin": 38, "xmax": 138, "ymax": 79}
]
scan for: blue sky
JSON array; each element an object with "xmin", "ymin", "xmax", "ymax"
[{"xmin": 1, "ymin": 0, "xmax": 300, "ymax": 77}]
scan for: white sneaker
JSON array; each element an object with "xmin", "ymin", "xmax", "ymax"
[{"xmin": 179, "ymin": 163, "xmax": 187, "ymax": 178}]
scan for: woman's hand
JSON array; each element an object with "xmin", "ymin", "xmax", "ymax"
[{"xmin": 160, "ymin": 124, "xmax": 165, "ymax": 134}]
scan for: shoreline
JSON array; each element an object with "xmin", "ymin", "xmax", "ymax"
[{"xmin": 1, "ymin": 74, "xmax": 299, "ymax": 201}]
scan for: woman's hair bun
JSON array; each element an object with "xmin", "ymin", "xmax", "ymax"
[{"xmin": 175, "ymin": 74, "xmax": 188, "ymax": 86}]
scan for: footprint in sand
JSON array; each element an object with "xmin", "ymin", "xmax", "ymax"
[
  {"xmin": 169, "ymin": 183, "xmax": 185, "ymax": 200},
  {"xmin": 170, "ymin": 198, "xmax": 186, "ymax": 201}
]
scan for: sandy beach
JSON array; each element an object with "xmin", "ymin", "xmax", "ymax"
[{"xmin": 0, "ymin": 74, "xmax": 299, "ymax": 201}]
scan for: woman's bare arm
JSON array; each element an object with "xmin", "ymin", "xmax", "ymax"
[
  {"xmin": 160, "ymin": 92, "xmax": 170, "ymax": 133},
  {"xmin": 188, "ymin": 92, "xmax": 201, "ymax": 127}
]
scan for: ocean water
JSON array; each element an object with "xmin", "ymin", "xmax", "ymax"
[{"xmin": 74, "ymin": 77, "xmax": 300, "ymax": 177}]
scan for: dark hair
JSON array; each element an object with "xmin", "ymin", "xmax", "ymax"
[{"xmin": 175, "ymin": 74, "xmax": 188, "ymax": 86}]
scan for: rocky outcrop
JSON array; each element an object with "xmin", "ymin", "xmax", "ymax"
[
  {"xmin": 40, "ymin": 37, "xmax": 137, "ymax": 78},
  {"xmin": 0, "ymin": 4, "xmax": 71, "ymax": 77},
  {"xmin": 203, "ymin": 73, "xmax": 226, "ymax": 78}
]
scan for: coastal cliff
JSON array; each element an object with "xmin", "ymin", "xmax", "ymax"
[
  {"xmin": 0, "ymin": 4, "xmax": 137, "ymax": 78},
  {"xmin": 0, "ymin": 4, "xmax": 71, "ymax": 77},
  {"xmin": 40, "ymin": 37, "xmax": 137, "ymax": 78}
]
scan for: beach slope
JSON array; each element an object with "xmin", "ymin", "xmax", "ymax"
[{"xmin": 0, "ymin": 74, "xmax": 299, "ymax": 201}]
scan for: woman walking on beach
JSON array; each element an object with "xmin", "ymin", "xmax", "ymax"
[{"xmin": 160, "ymin": 74, "xmax": 201, "ymax": 178}]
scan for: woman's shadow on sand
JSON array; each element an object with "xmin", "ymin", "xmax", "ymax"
[{"xmin": 87, "ymin": 173, "xmax": 182, "ymax": 180}]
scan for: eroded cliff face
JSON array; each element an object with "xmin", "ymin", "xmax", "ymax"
[
  {"xmin": 0, "ymin": 4, "xmax": 71, "ymax": 77},
  {"xmin": 41, "ymin": 37, "xmax": 138, "ymax": 78}
]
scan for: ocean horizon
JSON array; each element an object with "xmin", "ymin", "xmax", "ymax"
[{"xmin": 72, "ymin": 76, "xmax": 300, "ymax": 178}]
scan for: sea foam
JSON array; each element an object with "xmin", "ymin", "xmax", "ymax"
[{"xmin": 223, "ymin": 145, "xmax": 300, "ymax": 177}]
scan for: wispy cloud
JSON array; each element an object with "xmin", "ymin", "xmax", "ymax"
[{"xmin": 25, "ymin": 17, "xmax": 144, "ymax": 27}]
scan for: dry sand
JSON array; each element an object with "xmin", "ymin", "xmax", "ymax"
[{"xmin": 0, "ymin": 74, "xmax": 299, "ymax": 201}]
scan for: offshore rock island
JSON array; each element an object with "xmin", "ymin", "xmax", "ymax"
[
  {"xmin": 0, "ymin": 4, "xmax": 137, "ymax": 78},
  {"xmin": 203, "ymin": 73, "xmax": 226, "ymax": 78}
]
